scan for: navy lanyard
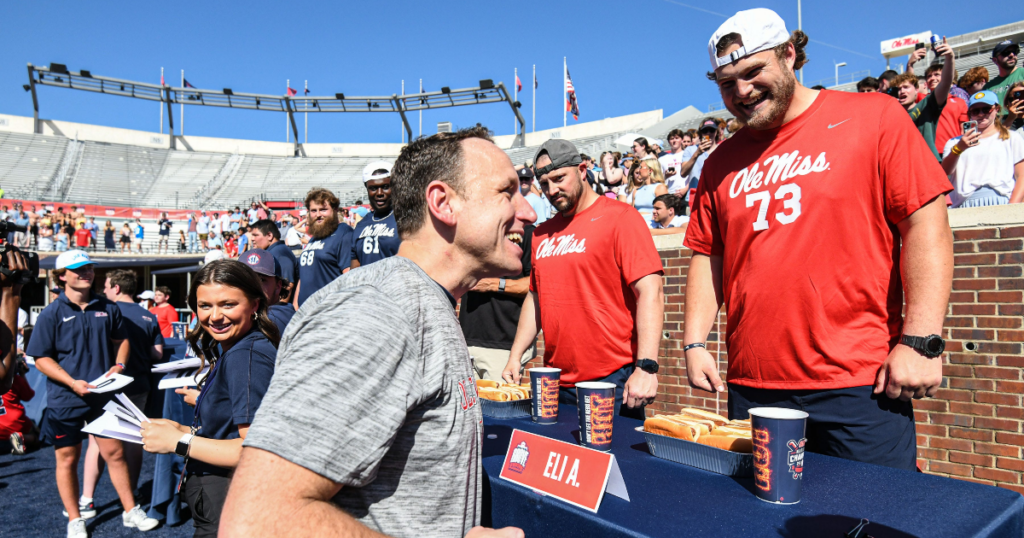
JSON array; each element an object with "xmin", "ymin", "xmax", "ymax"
[{"xmin": 176, "ymin": 355, "xmax": 219, "ymax": 493}]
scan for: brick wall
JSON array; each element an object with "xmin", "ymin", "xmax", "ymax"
[{"xmin": 525, "ymin": 218, "xmax": 1024, "ymax": 496}]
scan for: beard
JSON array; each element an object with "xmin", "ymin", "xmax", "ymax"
[
  {"xmin": 550, "ymin": 178, "xmax": 585, "ymax": 213},
  {"xmin": 998, "ymin": 55, "xmax": 1017, "ymax": 71},
  {"xmin": 731, "ymin": 70, "xmax": 796, "ymax": 130},
  {"xmin": 308, "ymin": 213, "xmax": 340, "ymax": 239}
]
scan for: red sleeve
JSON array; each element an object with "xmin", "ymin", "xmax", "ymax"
[
  {"xmin": 12, "ymin": 374, "xmax": 34, "ymax": 402},
  {"xmin": 878, "ymin": 98, "xmax": 954, "ymax": 223},
  {"xmin": 614, "ymin": 207, "xmax": 664, "ymax": 284},
  {"xmin": 935, "ymin": 98, "xmax": 966, "ymax": 159},
  {"xmin": 168, "ymin": 308, "xmax": 179, "ymax": 323},
  {"xmin": 683, "ymin": 168, "xmax": 724, "ymax": 256}
]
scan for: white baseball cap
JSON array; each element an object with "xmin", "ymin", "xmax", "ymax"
[
  {"xmin": 708, "ymin": 8, "xmax": 790, "ymax": 70},
  {"xmin": 362, "ymin": 161, "xmax": 393, "ymax": 184},
  {"xmin": 137, "ymin": 290, "xmax": 155, "ymax": 300},
  {"xmin": 204, "ymin": 250, "xmax": 226, "ymax": 264},
  {"xmin": 55, "ymin": 250, "xmax": 94, "ymax": 270}
]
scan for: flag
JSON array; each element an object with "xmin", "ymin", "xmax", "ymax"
[
  {"xmin": 516, "ymin": 74, "xmax": 522, "ymax": 93},
  {"xmin": 160, "ymin": 74, "xmax": 165, "ymax": 85},
  {"xmin": 287, "ymin": 87, "xmax": 298, "ymax": 97},
  {"xmin": 304, "ymin": 87, "xmax": 310, "ymax": 95},
  {"xmin": 183, "ymin": 79, "xmax": 196, "ymax": 88},
  {"xmin": 566, "ymin": 68, "xmax": 579, "ymax": 120},
  {"xmin": 534, "ymin": 73, "xmax": 538, "ymax": 89}
]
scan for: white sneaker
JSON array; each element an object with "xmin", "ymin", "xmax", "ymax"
[
  {"xmin": 62, "ymin": 499, "xmax": 97, "ymax": 519},
  {"xmin": 122, "ymin": 505, "xmax": 160, "ymax": 531},
  {"xmin": 67, "ymin": 518, "xmax": 88, "ymax": 538}
]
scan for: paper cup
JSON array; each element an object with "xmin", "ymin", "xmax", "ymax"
[
  {"xmin": 530, "ymin": 368, "xmax": 561, "ymax": 424},
  {"xmin": 171, "ymin": 322, "xmax": 189, "ymax": 340},
  {"xmin": 749, "ymin": 407, "xmax": 809, "ymax": 504},
  {"xmin": 575, "ymin": 382, "xmax": 616, "ymax": 451}
]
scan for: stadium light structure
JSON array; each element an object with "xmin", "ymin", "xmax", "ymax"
[{"xmin": 26, "ymin": 63, "xmax": 528, "ymax": 154}]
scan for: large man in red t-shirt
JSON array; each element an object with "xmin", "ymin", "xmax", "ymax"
[
  {"xmin": 683, "ymin": 9, "xmax": 952, "ymax": 470},
  {"xmin": 502, "ymin": 139, "xmax": 665, "ymax": 418}
]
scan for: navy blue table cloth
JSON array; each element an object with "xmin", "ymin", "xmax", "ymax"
[
  {"xmin": 482, "ymin": 404, "xmax": 1024, "ymax": 538},
  {"xmin": 146, "ymin": 338, "xmax": 193, "ymax": 525}
]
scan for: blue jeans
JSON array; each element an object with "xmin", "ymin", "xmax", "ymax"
[
  {"xmin": 188, "ymin": 231, "xmax": 198, "ymax": 253},
  {"xmin": 558, "ymin": 363, "xmax": 645, "ymax": 420}
]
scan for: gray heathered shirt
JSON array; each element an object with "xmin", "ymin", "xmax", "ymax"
[{"xmin": 244, "ymin": 256, "xmax": 482, "ymax": 537}]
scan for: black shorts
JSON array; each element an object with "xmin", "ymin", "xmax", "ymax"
[
  {"xmin": 728, "ymin": 384, "xmax": 917, "ymax": 471},
  {"xmin": 42, "ymin": 403, "xmax": 108, "ymax": 448}
]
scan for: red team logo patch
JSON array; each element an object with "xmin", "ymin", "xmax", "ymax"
[
  {"xmin": 247, "ymin": 253, "xmax": 261, "ymax": 264},
  {"xmin": 507, "ymin": 441, "xmax": 529, "ymax": 474},
  {"xmin": 456, "ymin": 376, "xmax": 477, "ymax": 411}
]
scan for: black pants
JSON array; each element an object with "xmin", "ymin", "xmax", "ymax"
[
  {"xmin": 183, "ymin": 474, "xmax": 231, "ymax": 537},
  {"xmin": 728, "ymin": 384, "xmax": 917, "ymax": 471},
  {"xmin": 558, "ymin": 363, "xmax": 646, "ymax": 420}
]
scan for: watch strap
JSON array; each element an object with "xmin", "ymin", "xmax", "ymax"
[
  {"xmin": 175, "ymin": 433, "xmax": 194, "ymax": 457},
  {"xmin": 900, "ymin": 335, "xmax": 923, "ymax": 350}
]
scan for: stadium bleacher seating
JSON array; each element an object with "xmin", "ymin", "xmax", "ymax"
[{"xmin": 0, "ymin": 131, "xmax": 69, "ymax": 201}]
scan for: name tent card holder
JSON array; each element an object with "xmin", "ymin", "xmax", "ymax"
[{"xmin": 499, "ymin": 429, "xmax": 629, "ymax": 513}]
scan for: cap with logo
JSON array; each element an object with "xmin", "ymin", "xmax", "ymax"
[
  {"xmin": 362, "ymin": 161, "xmax": 393, "ymax": 184},
  {"xmin": 55, "ymin": 250, "xmax": 94, "ymax": 270},
  {"xmin": 137, "ymin": 290, "xmax": 155, "ymax": 300},
  {"xmin": 968, "ymin": 91, "xmax": 1000, "ymax": 108},
  {"xmin": 241, "ymin": 249, "xmax": 281, "ymax": 279},
  {"xmin": 708, "ymin": 8, "xmax": 790, "ymax": 70},
  {"xmin": 992, "ymin": 40, "xmax": 1020, "ymax": 58},
  {"xmin": 533, "ymin": 139, "xmax": 582, "ymax": 178},
  {"xmin": 699, "ymin": 119, "xmax": 719, "ymax": 133},
  {"xmin": 517, "ymin": 168, "xmax": 535, "ymax": 181}
]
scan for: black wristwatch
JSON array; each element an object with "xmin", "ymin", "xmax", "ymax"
[
  {"xmin": 900, "ymin": 334, "xmax": 945, "ymax": 358},
  {"xmin": 175, "ymin": 433, "xmax": 194, "ymax": 457},
  {"xmin": 636, "ymin": 358, "xmax": 659, "ymax": 374}
]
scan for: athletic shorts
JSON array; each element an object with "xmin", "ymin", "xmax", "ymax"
[
  {"xmin": 728, "ymin": 384, "xmax": 917, "ymax": 471},
  {"xmin": 199, "ymin": 233, "xmax": 208, "ymax": 241},
  {"xmin": 42, "ymin": 403, "xmax": 109, "ymax": 448}
]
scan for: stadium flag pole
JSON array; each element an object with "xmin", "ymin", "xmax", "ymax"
[
  {"xmin": 401, "ymin": 80, "xmax": 405, "ymax": 143},
  {"xmin": 418, "ymin": 79, "xmax": 423, "ymax": 138},
  {"xmin": 304, "ymin": 80, "xmax": 308, "ymax": 145},
  {"xmin": 181, "ymin": 70, "xmax": 185, "ymax": 136},
  {"xmin": 159, "ymin": 67, "xmax": 164, "ymax": 134},
  {"xmin": 286, "ymin": 79, "xmax": 290, "ymax": 143},
  {"xmin": 532, "ymin": 64, "xmax": 536, "ymax": 133},
  {"xmin": 563, "ymin": 57, "xmax": 566, "ymax": 128},
  {"xmin": 797, "ymin": 0, "xmax": 803, "ymax": 85},
  {"xmin": 514, "ymin": 67, "xmax": 518, "ymax": 136}
]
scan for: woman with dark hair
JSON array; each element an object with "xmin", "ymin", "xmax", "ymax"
[
  {"xmin": 139, "ymin": 259, "xmax": 279, "ymax": 537},
  {"xmin": 598, "ymin": 151, "xmax": 626, "ymax": 198},
  {"xmin": 631, "ymin": 137, "xmax": 657, "ymax": 161},
  {"xmin": 120, "ymin": 222, "xmax": 132, "ymax": 253},
  {"xmin": 103, "ymin": 220, "xmax": 116, "ymax": 253}
]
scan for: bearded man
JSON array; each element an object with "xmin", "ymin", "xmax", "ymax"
[{"xmin": 294, "ymin": 188, "xmax": 356, "ymax": 308}]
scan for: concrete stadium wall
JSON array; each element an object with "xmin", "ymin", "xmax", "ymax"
[
  {"xmin": 0, "ymin": 109, "xmax": 663, "ymax": 156},
  {"xmin": 526, "ymin": 204, "xmax": 1024, "ymax": 496}
]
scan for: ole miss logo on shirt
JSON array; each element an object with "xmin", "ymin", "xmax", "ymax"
[{"xmin": 456, "ymin": 375, "xmax": 478, "ymax": 411}]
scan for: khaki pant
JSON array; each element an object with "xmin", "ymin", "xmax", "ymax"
[{"xmin": 469, "ymin": 344, "xmax": 535, "ymax": 382}]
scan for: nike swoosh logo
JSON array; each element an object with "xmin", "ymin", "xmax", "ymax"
[
  {"xmin": 591, "ymin": 216, "xmax": 603, "ymax": 222},
  {"xmin": 55, "ymin": 434, "xmax": 67, "ymax": 439},
  {"xmin": 63, "ymin": 316, "xmax": 75, "ymax": 322},
  {"xmin": 828, "ymin": 119, "xmax": 851, "ymax": 129}
]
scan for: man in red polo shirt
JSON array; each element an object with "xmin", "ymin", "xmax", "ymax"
[
  {"xmin": 502, "ymin": 139, "xmax": 665, "ymax": 418},
  {"xmin": 683, "ymin": 9, "xmax": 952, "ymax": 470}
]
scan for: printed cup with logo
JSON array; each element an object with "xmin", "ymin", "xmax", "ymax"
[
  {"xmin": 748, "ymin": 407, "xmax": 808, "ymax": 504},
  {"xmin": 530, "ymin": 368, "xmax": 561, "ymax": 424},
  {"xmin": 575, "ymin": 382, "xmax": 616, "ymax": 451}
]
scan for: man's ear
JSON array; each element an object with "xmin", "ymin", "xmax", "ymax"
[{"xmin": 425, "ymin": 181, "xmax": 459, "ymax": 228}]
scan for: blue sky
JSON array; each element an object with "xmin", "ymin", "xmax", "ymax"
[{"xmin": 0, "ymin": 2, "xmax": 1012, "ymax": 144}]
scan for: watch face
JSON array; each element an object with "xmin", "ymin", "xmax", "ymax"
[{"xmin": 925, "ymin": 336, "xmax": 945, "ymax": 356}]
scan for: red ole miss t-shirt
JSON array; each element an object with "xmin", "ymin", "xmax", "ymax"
[
  {"xmin": 684, "ymin": 90, "xmax": 951, "ymax": 390},
  {"xmin": 530, "ymin": 195, "xmax": 664, "ymax": 387},
  {"xmin": 74, "ymin": 228, "xmax": 91, "ymax": 247}
]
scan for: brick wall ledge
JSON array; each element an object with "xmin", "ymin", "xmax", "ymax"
[
  {"xmin": 949, "ymin": 204, "xmax": 1024, "ymax": 229},
  {"xmin": 653, "ymin": 232, "xmax": 686, "ymax": 251}
]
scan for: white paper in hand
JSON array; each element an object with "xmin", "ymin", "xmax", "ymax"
[
  {"xmin": 151, "ymin": 358, "xmax": 202, "ymax": 373},
  {"xmin": 82, "ymin": 412, "xmax": 143, "ymax": 444},
  {"xmin": 115, "ymin": 393, "xmax": 150, "ymax": 423},
  {"xmin": 103, "ymin": 401, "xmax": 141, "ymax": 427},
  {"xmin": 87, "ymin": 372, "xmax": 134, "ymax": 394}
]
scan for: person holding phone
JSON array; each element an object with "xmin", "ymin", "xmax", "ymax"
[
  {"xmin": 942, "ymin": 91, "xmax": 1024, "ymax": 207},
  {"xmin": 139, "ymin": 260, "xmax": 279, "ymax": 537},
  {"xmin": 1001, "ymin": 82, "xmax": 1024, "ymax": 130}
]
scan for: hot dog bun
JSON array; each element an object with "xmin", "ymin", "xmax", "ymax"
[
  {"xmin": 644, "ymin": 416, "xmax": 701, "ymax": 441},
  {"xmin": 478, "ymin": 387, "xmax": 511, "ymax": 401},
  {"xmin": 697, "ymin": 434, "xmax": 753, "ymax": 453},
  {"xmin": 679, "ymin": 408, "xmax": 730, "ymax": 427},
  {"xmin": 476, "ymin": 379, "xmax": 500, "ymax": 389}
]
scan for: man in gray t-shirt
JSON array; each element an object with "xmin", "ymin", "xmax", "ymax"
[{"xmin": 221, "ymin": 127, "xmax": 534, "ymax": 538}]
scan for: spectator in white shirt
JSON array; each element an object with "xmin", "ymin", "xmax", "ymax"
[
  {"xmin": 649, "ymin": 194, "xmax": 689, "ymax": 235},
  {"xmin": 659, "ymin": 129, "xmax": 699, "ymax": 199},
  {"xmin": 942, "ymin": 90, "xmax": 1024, "ymax": 207},
  {"xmin": 197, "ymin": 211, "xmax": 211, "ymax": 251}
]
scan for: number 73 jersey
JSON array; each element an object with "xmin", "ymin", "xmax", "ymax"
[{"xmin": 684, "ymin": 91, "xmax": 951, "ymax": 391}]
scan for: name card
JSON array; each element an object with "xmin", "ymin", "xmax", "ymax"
[{"xmin": 499, "ymin": 429, "xmax": 629, "ymax": 513}]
